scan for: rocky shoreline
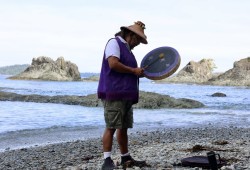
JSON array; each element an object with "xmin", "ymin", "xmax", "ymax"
[
  {"xmin": 0, "ymin": 126, "xmax": 249, "ymax": 170},
  {"xmin": 0, "ymin": 90, "xmax": 204, "ymax": 109}
]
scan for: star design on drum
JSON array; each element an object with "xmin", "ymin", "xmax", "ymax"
[
  {"xmin": 159, "ymin": 53, "xmax": 164, "ymax": 58},
  {"xmin": 159, "ymin": 53, "xmax": 165, "ymax": 63}
]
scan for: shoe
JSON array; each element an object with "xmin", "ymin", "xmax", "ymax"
[
  {"xmin": 120, "ymin": 155, "xmax": 147, "ymax": 168},
  {"xmin": 101, "ymin": 157, "xmax": 117, "ymax": 170}
]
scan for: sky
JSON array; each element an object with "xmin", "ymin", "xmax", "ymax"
[{"xmin": 0, "ymin": 0, "xmax": 249, "ymax": 73}]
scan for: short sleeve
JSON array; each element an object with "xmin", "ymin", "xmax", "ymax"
[{"xmin": 105, "ymin": 39, "xmax": 120, "ymax": 59}]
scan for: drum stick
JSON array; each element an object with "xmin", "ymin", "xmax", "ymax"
[{"xmin": 143, "ymin": 53, "xmax": 165, "ymax": 69}]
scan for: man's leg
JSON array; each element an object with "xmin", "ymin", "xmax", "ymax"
[
  {"xmin": 102, "ymin": 128, "xmax": 116, "ymax": 170},
  {"xmin": 103, "ymin": 128, "xmax": 116, "ymax": 152},
  {"xmin": 116, "ymin": 128, "xmax": 128, "ymax": 154}
]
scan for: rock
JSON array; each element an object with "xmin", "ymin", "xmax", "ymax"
[
  {"xmin": 212, "ymin": 140, "xmax": 229, "ymax": 145},
  {"xmin": 0, "ymin": 90, "xmax": 204, "ymax": 109},
  {"xmin": 211, "ymin": 92, "xmax": 227, "ymax": 97},
  {"xmin": 81, "ymin": 75, "xmax": 100, "ymax": 81},
  {"xmin": 135, "ymin": 91, "xmax": 204, "ymax": 109},
  {"xmin": 8, "ymin": 56, "xmax": 81, "ymax": 81},
  {"xmin": 157, "ymin": 59, "xmax": 216, "ymax": 84},
  {"xmin": 207, "ymin": 57, "xmax": 250, "ymax": 86}
]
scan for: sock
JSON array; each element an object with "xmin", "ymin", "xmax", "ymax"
[
  {"xmin": 104, "ymin": 152, "xmax": 111, "ymax": 159},
  {"xmin": 121, "ymin": 152, "xmax": 130, "ymax": 157}
]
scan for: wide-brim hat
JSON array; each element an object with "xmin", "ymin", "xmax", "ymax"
[{"xmin": 120, "ymin": 21, "xmax": 148, "ymax": 44}]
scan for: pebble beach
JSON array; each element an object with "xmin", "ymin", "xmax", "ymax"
[{"xmin": 0, "ymin": 126, "xmax": 249, "ymax": 170}]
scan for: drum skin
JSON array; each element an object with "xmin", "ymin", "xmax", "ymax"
[{"xmin": 140, "ymin": 46, "xmax": 181, "ymax": 80}]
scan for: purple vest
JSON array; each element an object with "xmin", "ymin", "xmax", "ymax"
[{"xmin": 97, "ymin": 37, "xmax": 139, "ymax": 104}]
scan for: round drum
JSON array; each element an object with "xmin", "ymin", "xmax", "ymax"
[{"xmin": 140, "ymin": 46, "xmax": 181, "ymax": 80}]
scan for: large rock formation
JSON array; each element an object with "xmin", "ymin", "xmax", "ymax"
[
  {"xmin": 157, "ymin": 59, "xmax": 216, "ymax": 84},
  {"xmin": 9, "ymin": 56, "xmax": 81, "ymax": 81},
  {"xmin": 207, "ymin": 57, "xmax": 250, "ymax": 86}
]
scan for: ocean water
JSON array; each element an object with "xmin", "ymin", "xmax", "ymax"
[{"xmin": 0, "ymin": 75, "xmax": 249, "ymax": 151}]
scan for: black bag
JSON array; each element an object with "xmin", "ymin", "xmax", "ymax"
[{"xmin": 181, "ymin": 151, "xmax": 226, "ymax": 169}]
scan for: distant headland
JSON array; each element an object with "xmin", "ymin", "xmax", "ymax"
[{"xmin": 0, "ymin": 64, "xmax": 30, "ymax": 75}]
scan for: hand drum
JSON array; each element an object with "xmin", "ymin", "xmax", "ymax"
[{"xmin": 140, "ymin": 46, "xmax": 181, "ymax": 80}]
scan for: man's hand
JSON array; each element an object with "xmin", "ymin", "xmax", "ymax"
[
  {"xmin": 132, "ymin": 67, "xmax": 144, "ymax": 77},
  {"xmin": 108, "ymin": 56, "xmax": 144, "ymax": 76}
]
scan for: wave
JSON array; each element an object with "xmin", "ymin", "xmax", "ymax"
[
  {"xmin": 0, "ymin": 125, "xmax": 104, "ymax": 139},
  {"xmin": 0, "ymin": 125, "xmax": 105, "ymax": 152}
]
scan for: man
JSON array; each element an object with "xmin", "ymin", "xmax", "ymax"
[{"xmin": 97, "ymin": 21, "xmax": 148, "ymax": 169}]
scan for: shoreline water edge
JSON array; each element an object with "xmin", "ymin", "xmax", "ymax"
[{"xmin": 0, "ymin": 126, "xmax": 249, "ymax": 169}]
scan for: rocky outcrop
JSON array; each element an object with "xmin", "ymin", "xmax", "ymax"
[
  {"xmin": 207, "ymin": 57, "xmax": 250, "ymax": 86},
  {"xmin": 9, "ymin": 56, "xmax": 81, "ymax": 81},
  {"xmin": 136, "ymin": 91, "xmax": 204, "ymax": 108},
  {"xmin": 157, "ymin": 59, "xmax": 216, "ymax": 84},
  {"xmin": 0, "ymin": 90, "xmax": 204, "ymax": 109},
  {"xmin": 211, "ymin": 92, "xmax": 227, "ymax": 97}
]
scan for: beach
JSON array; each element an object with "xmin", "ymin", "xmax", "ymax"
[
  {"xmin": 0, "ymin": 75, "xmax": 249, "ymax": 169},
  {"xmin": 0, "ymin": 126, "xmax": 249, "ymax": 170}
]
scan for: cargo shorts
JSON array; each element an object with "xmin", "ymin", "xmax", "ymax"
[{"xmin": 102, "ymin": 100, "xmax": 133, "ymax": 129}]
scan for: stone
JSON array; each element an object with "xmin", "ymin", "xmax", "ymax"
[{"xmin": 211, "ymin": 92, "xmax": 227, "ymax": 97}]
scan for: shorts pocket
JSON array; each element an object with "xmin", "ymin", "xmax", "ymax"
[{"xmin": 104, "ymin": 108, "xmax": 122, "ymax": 128}]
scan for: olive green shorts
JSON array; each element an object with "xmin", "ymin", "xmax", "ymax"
[{"xmin": 102, "ymin": 100, "xmax": 133, "ymax": 129}]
